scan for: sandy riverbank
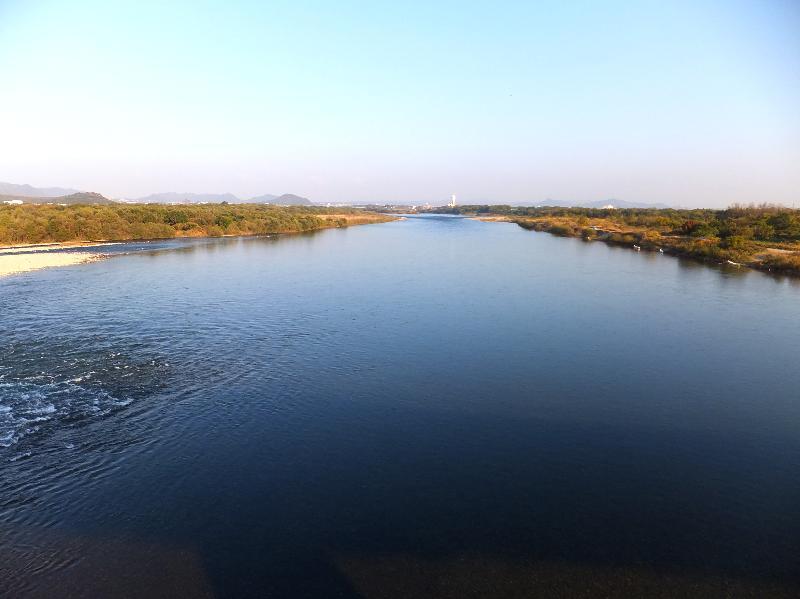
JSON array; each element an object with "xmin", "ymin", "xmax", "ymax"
[
  {"xmin": 0, "ymin": 214, "xmax": 397, "ymax": 278},
  {"xmin": 0, "ymin": 241, "xmax": 121, "ymax": 254},
  {"xmin": 0, "ymin": 252, "xmax": 103, "ymax": 278}
]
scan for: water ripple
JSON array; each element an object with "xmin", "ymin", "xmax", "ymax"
[{"xmin": 0, "ymin": 340, "xmax": 170, "ymax": 452}]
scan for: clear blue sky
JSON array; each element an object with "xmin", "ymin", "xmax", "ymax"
[{"xmin": 1, "ymin": 0, "xmax": 798, "ymax": 206}]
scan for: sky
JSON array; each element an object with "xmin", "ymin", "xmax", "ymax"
[{"xmin": 0, "ymin": 0, "xmax": 798, "ymax": 207}]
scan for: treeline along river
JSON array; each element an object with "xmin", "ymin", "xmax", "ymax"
[{"xmin": 1, "ymin": 216, "xmax": 799, "ymax": 597}]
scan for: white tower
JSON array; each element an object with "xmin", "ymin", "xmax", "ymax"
[{"xmin": 448, "ymin": 194, "xmax": 457, "ymax": 208}]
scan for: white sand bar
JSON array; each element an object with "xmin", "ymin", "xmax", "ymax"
[
  {"xmin": 0, "ymin": 252, "xmax": 103, "ymax": 277},
  {"xmin": 0, "ymin": 242, "xmax": 120, "ymax": 255}
]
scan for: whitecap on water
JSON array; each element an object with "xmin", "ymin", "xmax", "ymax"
[{"xmin": 0, "ymin": 343, "xmax": 170, "ymax": 451}]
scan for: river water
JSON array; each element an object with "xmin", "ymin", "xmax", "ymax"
[{"xmin": 1, "ymin": 215, "xmax": 799, "ymax": 597}]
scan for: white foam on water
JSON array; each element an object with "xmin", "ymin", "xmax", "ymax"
[
  {"xmin": 28, "ymin": 404, "xmax": 56, "ymax": 415},
  {"xmin": 2, "ymin": 379, "xmax": 135, "ymax": 450},
  {"xmin": 0, "ymin": 378, "xmax": 134, "ymax": 449},
  {"xmin": 0, "ymin": 344, "xmax": 170, "ymax": 452}
]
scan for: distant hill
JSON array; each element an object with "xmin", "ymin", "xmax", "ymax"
[
  {"xmin": 0, "ymin": 183, "xmax": 313, "ymax": 206},
  {"xmin": 1, "ymin": 192, "xmax": 115, "ymax": 205},
  {"xmin": 247, "ymin": 194, "xmax": 278, "ymax": 203},
  {"xmin": 582, "ymin": 199, "xmax": 671, "ymax": 209},
  {"xmin": 271, "ymin": 193, "xmax": 313, "ymax": 206},
  {"xmin": 33, "ymin": 192, "xmax": 115, "ymax": 205},
  {"xmin": 129, "ymin": 192, "xmax": 304, "ymax": 204},
  {"xmin": 453, "ymin": 199, "xmax": 673, "ymax": 209},
  {"xmin": 540, "ymin": 199, "xmax": 671, "ymax": 209},
  {"xmin": 0, "ymin": 181, "xmax": 81, "ymax": 198},
  {"xmin": 132, "ymin": 192, "xmax": 240, "ymax": 204}
]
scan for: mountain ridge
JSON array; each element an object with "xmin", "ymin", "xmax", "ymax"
[
  {"xmin": 131, "ymin": 192, "xmax": 240, "ymax": 204},
  {"xmin": 1, "ymin": 192, "xmax": 115, "ymax": 205},
  {"xmin": 0, "ymin": 181, "xmax": 81, "ymax": 198},
  {"xmin": 129, "ymin": 192, "xmax": 312, "ymax": 205}
]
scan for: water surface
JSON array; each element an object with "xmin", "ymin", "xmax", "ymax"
[{"xmin": 1, "ymin": 216, "xmax": 799, "ymax": 597}]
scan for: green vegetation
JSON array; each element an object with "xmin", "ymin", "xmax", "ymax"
[
  {"xmin": 0, "ymin": 203, "xmax": 392, "ymax": 246},
  {"xmin": 430, "ymin": 204, "xmax": 800, "ymax": 276}
]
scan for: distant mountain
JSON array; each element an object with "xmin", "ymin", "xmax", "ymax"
[
  {"xmin": 132, "ymin": 192, "xmax": 240, "ymax": 204},
  {"xmin": 271, "ymin": 193, "xmax": 313, "ymax": 206},
  {"xmin": 1, "ymin": 192, "xmax": 115, "ymax": 205},
  {"xmin": 247, "ymin": 194, "xmax": 278, "ymax": 203},
  {"xmin": 451, "ymin": 199, "xmax": 672, "ymax": 209},
  {"xmin": 33, "ymin": 192, "xmax": 115, "ymax": 205},
  {"xmin": 129, "ymin": 192, "xmax": 304, "ymax": 204},
  {"xmin": 532, "ymin": 199, "xmax": 670, "ymax": 209},
  {"xmin": 0, "ymin": 181, "xmax": 81, "ymax": 198},
  {"xmin": 0, "ymin": 183, "xmax": 313, "ymax": 206},
  {"xmin": 581, "ymin": 199, "xmax": 671, "ymax": 209}
]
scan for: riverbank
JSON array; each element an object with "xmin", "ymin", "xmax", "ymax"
[
  {"xmin": 0, "ymin": 204, "xmax": 396, "ymax": 248},
  {"xmin": 0, "ymin": 241, "xmax": 123, "ymax": 254},
  {"xmin": 0, "ymin": 208, "xmax": 396, "ymax": 277},
  {"xmin": 452, "ymin": 206, "xmax": 800, "ymax": 277},
  {"xmin": 503, "ymin": 216, "xmax": 800, "ymax": 276},
  {"xmin": 0, "ymin": 251, "xmax": 103, "ymax": 277}
]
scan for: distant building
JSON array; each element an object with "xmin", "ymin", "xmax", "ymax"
[
  {"xmin": 448, "ymin": 194, "xmax": 457, "ymax": 208},
  {"xmin": 2, "ymin": 199, "xmax": 23, "ymax": 205},
  {"xmin": 601, "ymin": 204, "xmax": 616, "ymax": 209}
]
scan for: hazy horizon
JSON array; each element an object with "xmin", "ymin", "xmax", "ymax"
[{"xmin": 1, "ymin": 0, "xmax": 798, "ymax": 208}]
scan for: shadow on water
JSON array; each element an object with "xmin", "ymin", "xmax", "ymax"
[
  {"xmin": 5, "ymin": 402, "xmax": 798, "ymax": 598},
  {"xmin": 196, "ymin": 411, "xmax": 800, "ymax": 598}
]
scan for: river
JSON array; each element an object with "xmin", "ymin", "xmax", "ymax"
[{"xmin": 1, "ymin": 215, "xmax": 799, "ymax": 597}]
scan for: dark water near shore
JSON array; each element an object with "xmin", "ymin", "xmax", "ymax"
[{"xmin": 1, "ymin": 216, "xmax": 799, "ymax": 598}]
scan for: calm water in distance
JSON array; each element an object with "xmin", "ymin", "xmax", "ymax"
[{"xmin": 1, "ymin": 215, "xmax": 799, "ymax": 597}]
